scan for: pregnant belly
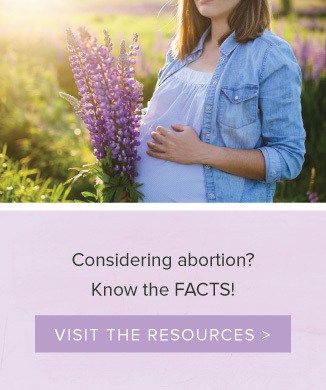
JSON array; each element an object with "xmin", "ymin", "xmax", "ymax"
[{"xmin": 136, "ymin": 140, "xmax": 207, "ymax": 203}]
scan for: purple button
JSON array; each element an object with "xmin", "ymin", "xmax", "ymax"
[{"xmin": 35, "ymin": 315, "xmax": 291, "ymax": 353}]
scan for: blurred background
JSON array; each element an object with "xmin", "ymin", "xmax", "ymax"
[{"xmin": 0, "ymin": 0, "xmax": 325, "ymax": 202}]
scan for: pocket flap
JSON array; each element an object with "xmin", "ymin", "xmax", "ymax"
[{"xmin": 221, "ymin": 85, "xmax": 259, "ymax": 104}]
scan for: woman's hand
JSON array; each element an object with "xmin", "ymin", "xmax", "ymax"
[
  {"xmin": 146, "ymin": 123, "xmax": 266, "ymax": 180},
  {"xmin": 147, "ymin": 124, "xmax": 205, "ymax": 165}
]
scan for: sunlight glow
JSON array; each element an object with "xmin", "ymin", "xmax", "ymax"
[{"xmin": 1, "ymin": 0, "xmax": 64, "ymax": 14}]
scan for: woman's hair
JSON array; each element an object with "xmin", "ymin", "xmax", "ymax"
[{"xmin": 171, "ymin": 0, "xmax": 272, "ymax": 61}]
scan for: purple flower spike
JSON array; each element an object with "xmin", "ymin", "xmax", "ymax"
[{"xmin": 60, "ymin": 27, "xmax": 144, "ymax": 182}]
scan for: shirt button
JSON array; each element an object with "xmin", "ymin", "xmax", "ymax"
[
  {"xmin": 208, "ymin": 192, "xmax": 216, "ymax": 200},
  {"xmin": 234, "ymin": 96, "xmax": 239, "ymax": 100},
  {"xmin": 212, "ymin": 79, "xmax": 218, "ymax": 85},
  {"xmin": 205, "ymin": 105, "xmax": 212, "ymax": 113},
  {"xmin": 220, "ymin": 57, "xmax": 225, "ymax": 63},
  {"xmin": 205, "ymin": 133, "xmax": 211, "ymax": 140},
  {"xmin": 204, "ymin": 165, "xmax": 210, "ymax": 170}
]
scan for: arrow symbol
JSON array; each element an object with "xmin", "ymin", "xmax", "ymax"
[{"xmin": 262, "ymin": 331, "xmax": 270, "ymax": 340}]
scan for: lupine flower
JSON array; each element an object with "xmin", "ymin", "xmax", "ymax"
[
  {"xmin": 306, "ymin": 192, "xmax": 319, "ymax": 203},
  {"xmin": 275, "ymin": 26, "xmax": 326, "ymax": 82},
  {"xmin": 291, "ymin": 32, "xmax": 326, "ymax": 81},
  {"xmin": 60, "ymin": 27, "xmax": 144, "ymax": 202},
  {"xmin": 306, "ymin": 168, "xmax": 320, "ymax": 203},
  {"xmin": 300, "ymin": 18, "xmax": 326, "ymax": 33}
]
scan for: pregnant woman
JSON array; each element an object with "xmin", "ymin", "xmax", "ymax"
[{"xmin": 136, "ymin": 0, "xmax": 306, "ymax": 202}]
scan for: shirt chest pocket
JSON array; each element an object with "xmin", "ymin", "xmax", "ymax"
[{"xmin": 218, "ymin": 85, "xmax": 259, "ymax": 129}]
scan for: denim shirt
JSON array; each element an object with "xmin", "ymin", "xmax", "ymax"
[{"xmin": 142, "ymin": 25, "xmax": 306, "ymax": 202}]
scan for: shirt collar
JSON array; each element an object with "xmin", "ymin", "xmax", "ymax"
[{"xmin": 191, "ymin": 24, "xmax": 239, "ymax": 57}]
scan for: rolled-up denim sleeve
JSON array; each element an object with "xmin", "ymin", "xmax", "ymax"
[{"xmin": 258, "ymin": 41, "xmax": 306, "ymax": 184}]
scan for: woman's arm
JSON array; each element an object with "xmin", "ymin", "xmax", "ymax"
[
  {"xmin": 147, "ymin": 124, "xmax": 266, "ymax": 181},
  {"xmin": 148, "ymin": 41, "xmax": 306, "ymax": 183},
  {"xmin": 256, "ymin": 42, "xmax": 306, "ymax": 184},
  {"xmin": 196, "ymin": 141, "xmax": 266, "ymax": 181}
]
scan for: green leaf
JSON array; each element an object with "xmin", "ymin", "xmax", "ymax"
[
  {"xmin": 102, "ymin": 187, "xmax": 116, "ymax": 203},
  {"xmin": 97, "ymin": 170, "xmax": 110, "ymax": 182},
  {"xmin": 95, "ymin": 183, "xmax": 106, "ymax": 191},
  {"xmin": 64, "ymin": 169, "xmax": 91, "ymax": 186},
  {"xmin": 114, "ymin": 187, "xmax": 124, "ymax": 203},
  {"xmin": 82, "ymin": 191, "xmax": 98, "ymax": 201}
]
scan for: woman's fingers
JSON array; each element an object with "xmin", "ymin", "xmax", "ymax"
[
  {"xmin": 148, "ymin": 129, "xmax": 168, "ymax": 152},
  {"xmin": 156, "ymin": 126, "xmax": 169, "ymax": 136},
  {"xmin": 147, "ymin": 141, "xmax": 166, "ymax": 152},
  {"xmin": 171, "ymin": 124, "xmax": 186, "ymax": 132},
  {"xmin": 151, "ymin": 131, "xmax": 165, "ymax": 144}
]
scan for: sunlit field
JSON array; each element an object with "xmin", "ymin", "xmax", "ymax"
[{"xmin": 0, "ymin": 0, "xmax": 325, "ymax": 202}]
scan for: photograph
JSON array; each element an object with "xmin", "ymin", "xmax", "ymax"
[{"xmin": 0, "ymin": 0, "xmax": 325, "ymax": 203}]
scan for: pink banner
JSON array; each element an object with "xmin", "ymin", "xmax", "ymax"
[{"xmin": 0, "ymin": 210, "xmax": 325, "ymax": 389}]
